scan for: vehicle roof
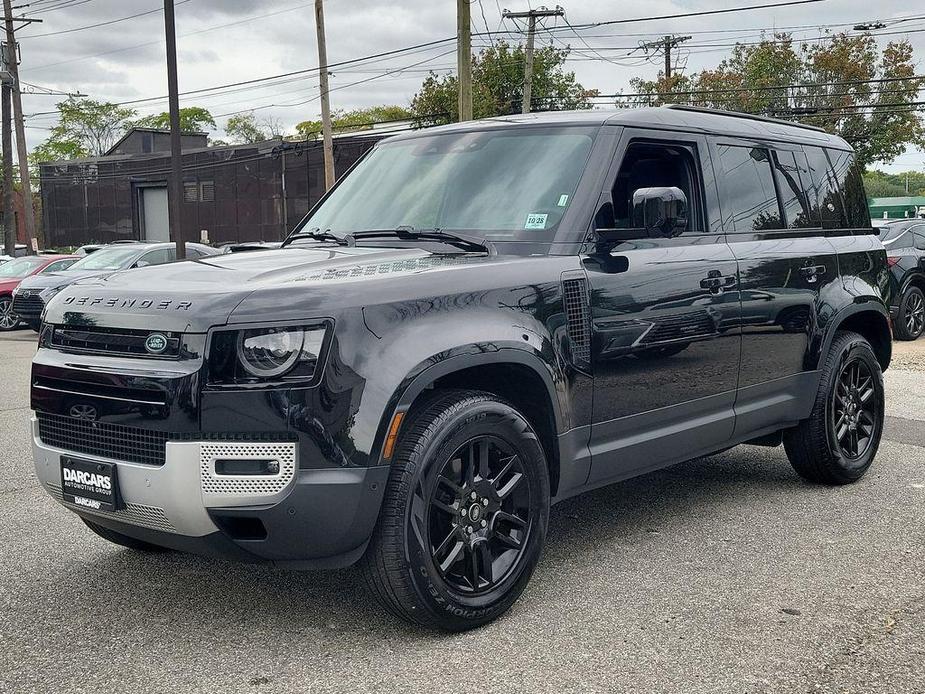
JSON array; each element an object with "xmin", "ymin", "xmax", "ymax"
[{"xmin": 384, "ymin": 106, "xmax": 851, "ymax": 150}]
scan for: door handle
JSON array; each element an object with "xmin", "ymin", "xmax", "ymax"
[
  {"xmin": 701, "ymin": 270, "xmax": 737, "ymax": 294},
  {"xmin": 800, "ymin": 265, "xmax": 827, "ymax": 283}
]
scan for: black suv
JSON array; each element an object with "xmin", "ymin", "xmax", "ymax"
[
  {"xmin": 30, "ymin": 107, "xmax": 890, "ymax": 631},
  {"xmin": 879, "ymin": 219, "xmax": 925, "ymax": 340}
]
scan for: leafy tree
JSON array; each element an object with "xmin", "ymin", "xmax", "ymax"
[
  {"xmin": 224, "ymin": 112, "xmax": 269, "ymax": 144},
  {"xmin": 30, "ymin": 97, "xmax": 138, "ymax": 163},
  {"xmin": 131, "ymin": 106, "xmax": 216, "ymax": 132},
  {"xmin": 411, "ymin": 41, "xmax": 597, "ymax": 125},
  {"xmin": 864, "ymin": 169, "xmax": 925, "ymax": 196},
  {"xmin": 627, "ymin": 32, "xmax": 925, "ymax": 166},
  {"xmin": 296, "ymin": 105, "xmax": 412, "ymax": 140}
]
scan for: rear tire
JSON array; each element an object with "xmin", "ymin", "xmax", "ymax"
[
  {"xmin": 361, "ymin": 389, "xmax": 550, "ymax": 631},
  {"xmin": 783, "ymin": 331, "xmax": 884, "ymax": 484},
  {"xmin": 81, "ymin": 518, "xmax": 169, "ymax": 552},
  {"xmin": 895, "ymin": 285, "xmax": 925, "ymax": 341}
]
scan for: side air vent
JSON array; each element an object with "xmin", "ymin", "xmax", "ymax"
[{"xmin": 562, "ymin": 277, "xmax": 591, "ymax": 368}]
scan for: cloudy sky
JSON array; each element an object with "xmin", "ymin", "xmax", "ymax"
[{"xmin": 18, "ymin": 0, "xmax": 925, "ymax": 172}]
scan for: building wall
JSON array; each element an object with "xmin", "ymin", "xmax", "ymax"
[{"xmin": 39, "ymin": 136, "xmax": 381, "ymax": 248}]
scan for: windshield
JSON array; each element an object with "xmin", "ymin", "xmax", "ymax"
[
  {"xmin": 297, "ymin": 126, "xmax": 598, "ymax": 242},
  {"xmin": 0, "ymin": 256, "xmax": 45, "ymax": 279},
  {"xmin": 68, "ymin": 246, "xmax": 141, "ymax": 271}
]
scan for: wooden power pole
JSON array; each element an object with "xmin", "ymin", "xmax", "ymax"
[
  {"xmin": 457, "ymin": 0, "xmax": 472, "ymax": 121},
  {"xmin": 1, "ymin": 54, "xmax": 12, "ymax": 257},
  {"xmin": 502, "ymin": 7, "xmax": 564, "ymax": 114},
  {"xmin": 3, "ymin": 0, "xmax": 36, "ymax": 255},
  {"xmin": 163, "ymin": 0, "xmax": 185, "ymax": 259},
  {"xmin": 641, "ymin": 34, "xmax": 691, "ymax": 82},
  {"xmin": 315, "ymin": 0, "xmax": 335, "ymax": 190}
]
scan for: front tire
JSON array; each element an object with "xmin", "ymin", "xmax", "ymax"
[
  {"xmin": 783, "ymin": 331, "xmax": 884, "ymax": 484},
  {"xmin": 361, "ymin": 390, "xmax": 550, "ymax": 631},
  {"xmin": 0, "ymin": 295, "xmax": 19, "ymax": 331},
  {"xmin": 895, "ymin": 285, "xmax": 925, "ymax": 340},
  {"xmin": 81, "ymin": 518, "xmax": 169, "ymax": 552}
]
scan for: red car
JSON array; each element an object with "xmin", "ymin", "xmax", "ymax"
[{"xmin": 0, "ymin": 254, "xmax": 79, "ymax": 331}]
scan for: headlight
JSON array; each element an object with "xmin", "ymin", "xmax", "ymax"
[
  {"xmin": 209, "ymin": 323, "xmax": 329, "ymax": 384},
  {"xmin": 40, "ymin": 286, "xmax": 66, "ymax": 301}
]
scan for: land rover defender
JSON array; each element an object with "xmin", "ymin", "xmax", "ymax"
[{"xmin": 31, "ymin": 106, "xmax": 890, "ymax": 631}]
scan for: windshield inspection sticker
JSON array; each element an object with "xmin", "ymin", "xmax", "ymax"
[
  {"xmin": 557, "ymin": 194, "xmax": 569, "ymax": 207},
  {"xmin": 524, "ymin": 213, "xmax": 548, "ymax": 230}
]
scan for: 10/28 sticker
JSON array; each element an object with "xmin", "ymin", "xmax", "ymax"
[{"xmin": 524, "ymin": 213, "xmax": 548, "ymax": 230}]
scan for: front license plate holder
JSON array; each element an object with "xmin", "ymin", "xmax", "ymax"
[{"xmin": 60, "ymin": 456, "xmax": 123, "ymax": 512}]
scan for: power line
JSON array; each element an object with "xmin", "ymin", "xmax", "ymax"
[{"xmin": 20, "ymin": 0, "xmax": 192, "ymax": 38}]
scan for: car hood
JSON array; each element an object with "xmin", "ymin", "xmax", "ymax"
[
  {"xmin": 43, "ymin": 245, "xmax": 496, "ymax": 332},
  {"xmin": 16, "ymin": 269, "xmax": 106, "ymax": 291}
]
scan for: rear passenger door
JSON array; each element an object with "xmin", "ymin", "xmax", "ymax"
[
  {"xmin": 712, "ymin": 139, "xmax": 840, "ymax": 438},
  {"xmin": 583, "ymin": 128, "xmax": 741, "ymax": 486}
]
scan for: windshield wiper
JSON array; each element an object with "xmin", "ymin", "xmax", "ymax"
[
  {"xmin": 282, "ymin": 228, "xmax": 353, "ymax": 247},
  {"xmin": 346, "ymin": 227, "xmax": 494, "ymax": 254}
]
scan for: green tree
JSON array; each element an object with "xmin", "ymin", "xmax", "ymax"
[
  {"xmin": 410, "ymin": 41, "xmax": 597, "ymax": 125},
  {"xmin": 627, "ymin": 32, "xmax": 925, "ymax": 166},
  {"xmin": 30, "ymin": 97, "xmax": 138, "ymax": 163},
  {"xmin": 224, "ymin": 112, "xmax": 271, "ymax": 143},
  {"xmin": 131, "ymin": 106, "xmax": 216, "ymax": 132},
  {"xmin": 295, "ymin": 105, "xmax": 412, "ymax": 140}
]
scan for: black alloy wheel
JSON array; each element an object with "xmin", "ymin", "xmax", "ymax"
[
  {"xmin": 0, "ymin": 296, "xmax": 18, "ymax": 331},
  {"xmin": 831, "ymin": 357, "xmax": 880, "ymax": 460},
  {"xmin": 426, "ymin": 436, "xmax": 532, "ymax": 595},
  {"xmin": 362, "ymin": 389, "xmax": 549, "ymax": 631},
  {"xmin": 897, "ymin": 286, "xmax": 925, "ymax": 340}
]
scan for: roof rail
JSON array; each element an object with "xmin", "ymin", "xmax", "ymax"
[{"xmin": 662, "ymin": 104, "xmax": 828, "ymax": 134}]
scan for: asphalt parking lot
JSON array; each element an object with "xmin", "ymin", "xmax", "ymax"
[{"xmin": 1, "ymin": 329, "xmax": 924, "ymax": 694}]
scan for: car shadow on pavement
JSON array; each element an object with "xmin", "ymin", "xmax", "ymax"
[{"xmin": 59, "ymin": 447, "xmax": 804, "ymax": 642}]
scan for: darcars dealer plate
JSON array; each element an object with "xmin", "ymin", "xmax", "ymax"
[{"xmin": 60, "ymin": 457, "xmax": 122, "ymax": 512}]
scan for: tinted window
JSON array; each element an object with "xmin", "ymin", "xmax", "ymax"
[
  {"xmin": 803, "ymin": 146, "xmax": 843, "ymax": 229},
  {"xmin": 827, "ymin": 149, "xmax": 870, "ymax": 229},
  {"xmin": 597, "ymin": 141, "xmax": 703, "ymax": 233},
  {"xmin": 717, "ymin": 145, "xmax": 783, "ymax": 231},
  {"xmin": 137, "ymin": 248, "xmax": 174, "ymax": 267},
  {"xmin": 772, "ymin": 151, "xmax": 817, "ymax": 228}
]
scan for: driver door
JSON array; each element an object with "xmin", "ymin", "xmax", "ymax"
[{"xmin": 582, "ymin": 128, "xmax": 741, "ymax": 485}]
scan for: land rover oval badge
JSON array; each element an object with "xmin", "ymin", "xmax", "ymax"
[{"xmin": 145, "ymin": 333, "xmax": 168, "ymax": 354}]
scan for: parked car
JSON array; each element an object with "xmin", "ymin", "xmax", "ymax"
[
  {"xmin": 0, "ymin": 255, "xmax": 79, "ymax": 331},
  {"xmin": 30, "ymin": 107, "xmax": 889, "ymax": 631},
  {"xmin": 0, "ymin": 254, "xmax": 12, "ymax": 265},
  {"xmin": 13, "ymin": 241, "xmax": 219, "ymax": 331},
  {"xmin": 879, "ymin": 220, "xmax": 925, "ymax": 340}
]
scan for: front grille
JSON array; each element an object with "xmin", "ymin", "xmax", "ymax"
[
  {"xmin": 643, "ymin": 310, "xmax": 719, "ymax": 344},
  {"xmin": 49, "ymin": 325, "xmax": 181, "ymax": 358},
  {"xmin": 12, "ymin": 293, "xmax": 43, "ymax": 317},
  {"xmin": 37, "ymin": 412, "xmax": 170, "ymax": 466}
]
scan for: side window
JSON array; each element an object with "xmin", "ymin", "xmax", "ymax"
[
  {"xmin": 772, "ymin": 150, "xmax": 818, "ymax": 228},
  {"xmin": 803, "ymin": 146, "xmax": 843, "ymax": 229},
  {"xmin": 826, "ymin": 149, "xmax": 870, "ymax": 229},
  {"xmin": 716, "ymin": 145, "xmax": 783, "ymax": 231},
  {"xmin": 136, "ymin": 249, "xmax": 172, "ymax": 267},
  {"xmin": 596, "ymin": 140, "xmax": 704, "ymax": 233}
]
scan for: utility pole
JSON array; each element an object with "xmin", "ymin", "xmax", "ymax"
[
  {"xmin": 641, "ymin": 34, "xmax": 691, "ymax": 82},
  {"xmin": 1, "ymin": 57, "xmax": 11, "ymax": 257},
  {"xmin": 3, "ymin": 0, "xmax": 35, "ymax": 255},
  {"xmin": 315, "ymin": 0, "xmax": 335, "ymax": 190},
  {"xmin": 163, "ymin": 0, "xmax": 185, "ymax": 259},
  {"xmin": 502, "ymin": 7, "xmax": 564, "ymax": 114},
  {"xmin": 457, "ymin": 0, "xmax": 472, "ymax": 121}
]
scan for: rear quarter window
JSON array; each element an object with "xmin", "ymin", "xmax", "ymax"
[{"xmin": 826, "ymin": 148, "xmax": 871, "ymax": 229}]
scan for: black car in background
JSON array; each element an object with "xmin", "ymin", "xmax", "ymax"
[
  {"xmin": 12, "ymin": 241, "xmax": 219, "ymax": 330},
  {"xmin": 880, "ymin": 220, "xmax": 925, "ymax": 340}
]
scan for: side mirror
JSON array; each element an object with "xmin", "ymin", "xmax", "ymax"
[
  {"xmin": 631, "ymin": 186, "xmax": 688, "ymax": 238},
  {"xmin": 134, "ymin": 260, "xmax": 150, "ymax": 268}
]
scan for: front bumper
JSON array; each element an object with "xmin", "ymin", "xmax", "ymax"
[{"xmin": 32, "ymin": 416, "xmax": 390, "ymax": 568}]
